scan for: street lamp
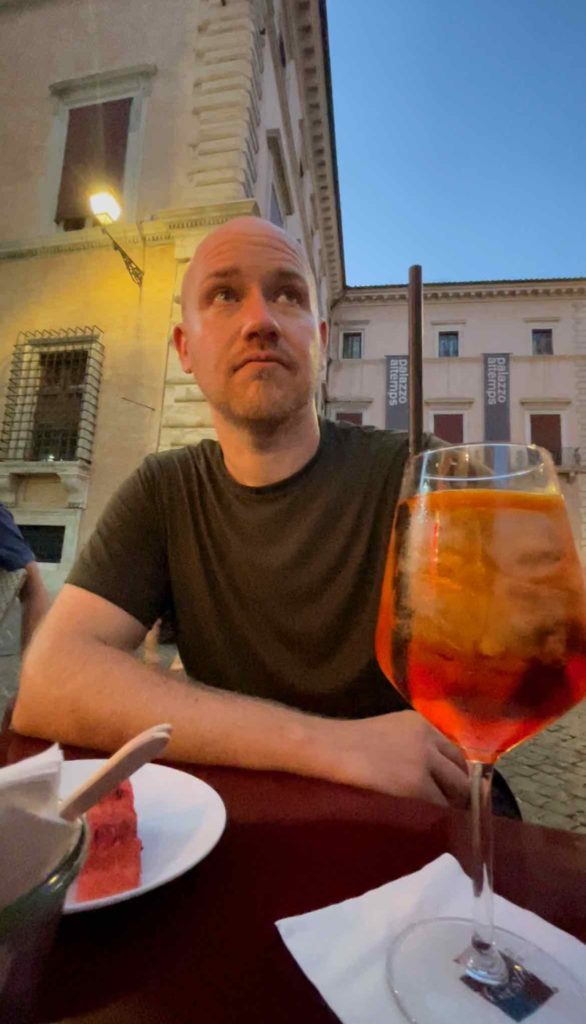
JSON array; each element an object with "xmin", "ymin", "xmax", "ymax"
[{"xmin": 89, "ymin": 190, "xmax": 144, "ymax": 287}]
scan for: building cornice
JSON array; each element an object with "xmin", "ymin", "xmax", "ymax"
[
  {"xmin": 143, "ymin": 200, "xmax": 260, "ymax": 240},
  {"xmin": 338, "ymin": 279, "xmax": 586, "ymax": 305},
  {"xmin": 293, "ymin": 0, "xmax": 345, "ymax": 298},
  {"xmin": 332, "ymin": 354, "xmax": 584, "ymax": 366},
  {"xmin": 0, "ymin": 200, "xmax": 259, "ymax": 262}
]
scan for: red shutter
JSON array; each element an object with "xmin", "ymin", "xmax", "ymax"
[
  {"xmin": 433, "ymin": 413, "xmax": 464, "ymax": 444},
  {"xmin": 336, "ymin": 412, "xmax": 363, "ymax": 425},
  {"xmin": 56, "ymin": 98, "xmax": 132, "ymax": 224},
  {"xmin": 530, "ymin": 414, "xmax": 562, "ymax": 461}
]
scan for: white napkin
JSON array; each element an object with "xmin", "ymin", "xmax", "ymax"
[
  {"xmin": 277, "ymin": 853, "xmax": 586, "ymax": 1024},
  {"xmin": 0, "ymin": 745, "xmax": 79, "ymax": 910}
]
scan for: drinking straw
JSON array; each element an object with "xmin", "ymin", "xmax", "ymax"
[{"xmin": 408, "ymin": 264, "xmax": 424, "ymax": 457}]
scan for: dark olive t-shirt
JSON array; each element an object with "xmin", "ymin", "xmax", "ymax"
[{"xmin": 68, "ymin": 419, "xmax": 411, "ymax": 718}]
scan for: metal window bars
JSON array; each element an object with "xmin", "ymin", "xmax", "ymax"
[{"xmin": 0, "ymin": 327, "xmax": 104, "ymax": 464}]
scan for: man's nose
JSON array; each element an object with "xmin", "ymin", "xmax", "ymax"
[{"xmin": 241, "ymin": 288, "xmax": 280, "ymax": 343}]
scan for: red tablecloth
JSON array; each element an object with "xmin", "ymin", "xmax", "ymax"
[{"xmin": 2, "ymin": 726, "xmax": 584, "ymax": 1024}]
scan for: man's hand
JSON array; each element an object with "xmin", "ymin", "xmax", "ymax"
[{"xmin": 328, "ymin": 710, "xmax": 469, "ymax": 807}]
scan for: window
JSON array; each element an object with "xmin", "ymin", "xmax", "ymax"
[
  {"xmin": 341, "ymin": 331, "xmax": 363, "ymax": 359},
  {"xmin": 266, "ymin": 130, "xmax": 293, "ymax": 228},
  {"xmin": 55, "ymin": 99, "xmax": 132, "ymax": 230},
  {"xmin": 438, "ymin": 331, "xmax": 459, "ymax": 357},
  {"xmin": 278, "ymin": 32, "xmax": 287, "ymax": 68},
  {"xmin": 336, "ymin": 412, "xmax": 363, "ymax": 425},
  {"xmin": 46, "ymin": 65, "xmax": 156, "ymax": 234},
  {"xmin": 433, "ymin": 413, "xmax": 464, "ymax": 444},
  {"xmin": 0, "ymin": 328, "xmax": 104, "ymax": 464},
  {"xmin": 532, "ymin": 329, "xmax": 553, "ymax": 355},
  {"xmin": 31, "ymin": 349, "xmax": 89, "ymax": 460},
  {"xmin": 18, "ymin": 525, "xmax": 65, "ymax": 564},
  {"xmin": 269, "ymin": 185, "xmax": 285, "ymax": 228},
  {"xmin": 530, "ymin": 413, "xmax": 562, "ymax": 464}
]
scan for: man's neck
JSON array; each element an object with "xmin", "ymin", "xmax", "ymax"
[{"xmin": 213, "ymin": 408, "xmax": 321, "ymax": 487}]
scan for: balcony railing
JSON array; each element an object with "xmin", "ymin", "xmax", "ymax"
[{"xmin": 546, "ymin": 447, "xmax": 583, "ymax": 470}]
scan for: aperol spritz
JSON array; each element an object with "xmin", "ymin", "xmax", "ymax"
[{"xmin": 375, "ymin": 444, "xmax": 586, "ymax": 1023}]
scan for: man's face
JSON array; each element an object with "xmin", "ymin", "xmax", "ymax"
[{"xmin": 173, "ymin": 218, "xmax": 328, "ymax": 431}]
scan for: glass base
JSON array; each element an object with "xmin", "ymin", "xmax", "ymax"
[{"xmin": 387, "ymin": 918, "xmax": 585, "ymax": 1023}]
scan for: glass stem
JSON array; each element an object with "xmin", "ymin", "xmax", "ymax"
[{"xmin": 465, "ymin": 760, "xmax": 508, "ymax": 984}]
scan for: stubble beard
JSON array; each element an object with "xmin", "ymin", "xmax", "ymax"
[{"xmin": 213, "ymin": 366, "xmax": 318, "ymax": 438}]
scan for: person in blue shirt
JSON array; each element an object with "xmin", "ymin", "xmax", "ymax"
[{"xmin": 0, "ymin": 503, "xmax": 49, "ymax": 650}]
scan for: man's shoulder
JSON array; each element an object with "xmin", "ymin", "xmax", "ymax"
[
  {"xmin": 320, "ymin": 418, "xmax": 409, "ymax": 461},
  {"xmin": 141, "ymin": 439, "xmax": 222, "ymax": 480}
]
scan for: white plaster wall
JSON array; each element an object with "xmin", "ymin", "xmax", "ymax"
[{"xmin": 331, "ymin": 294, "xmax": 583, "ymax": 442}]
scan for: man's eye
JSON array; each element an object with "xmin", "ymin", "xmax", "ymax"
[
  {"xmin": 212, "ymin": 287, "xmax": 237, "ymax": 304},
  {"xmin": 274, "ymin": 287, "xmax": 301, "ymax": 305}
]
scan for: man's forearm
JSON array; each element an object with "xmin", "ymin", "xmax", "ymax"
[
  {"xmin": 13, "ymin": 635, "xmax": 337, "ymax": 780},
  {"xmin": 11, "ymin": 585, "xmax": 470, "ymax": 806}
]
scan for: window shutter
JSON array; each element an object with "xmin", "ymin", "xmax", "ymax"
[
  {"xmin": 55, "ymin": 98, "xmax": 132, "ymax": 223},
  {"xmin": 433, "ymin": 413, "xmax": 464, "ymax": 444},
  {"xmin": 335, "ymin": 412, "xmax": 363, "ymax": 425},
  {"xmin": 530, "ymin": 414, "xmax": 562, "ymax": 462}
]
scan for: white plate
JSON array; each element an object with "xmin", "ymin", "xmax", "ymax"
[{"xmin": 59, "ymin": 760, "xmax": 227, "ymax": 913}]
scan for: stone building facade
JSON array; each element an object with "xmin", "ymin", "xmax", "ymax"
[
  {"xmin": 2, "ymin": 0, "xmax": 584, "ymax": 599},
  {"xmin": 0, "ymin": 0, "xmax": 343, "ymax": 592},
  {"xmin": 328, "ymin": 280, "xmax": 586, "ymax": 547}
]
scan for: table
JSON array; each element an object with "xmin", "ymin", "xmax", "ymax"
[{"xmin": 2, "ymin": 725, "xmax": 584, "ymax": 1024}]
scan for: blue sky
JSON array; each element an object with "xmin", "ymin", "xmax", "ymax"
[{"xmin": 327, "ymin": 0, "xmax": 586, "ymax": 285}]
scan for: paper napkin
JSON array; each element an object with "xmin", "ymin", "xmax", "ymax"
[
  {"xmin": 0, "ymin": 745, "xmax": 79, "ymax": 910},
  {"xmin": 276, "ymin": 853, "xmax": 586, "ymax": 1024}
]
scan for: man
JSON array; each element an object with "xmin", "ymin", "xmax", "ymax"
[
  {"xmin": 13, "ymin": 217, "xmax": 469, "ymax": 808},
  {"xmin": 0, "ymin": 504, "xmax": 49, "ymax": 650}
]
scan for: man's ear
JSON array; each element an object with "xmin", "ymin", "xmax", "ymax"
[{"xmin": 173, "ymin": 324, "xmax": 192, "ymax": 374}]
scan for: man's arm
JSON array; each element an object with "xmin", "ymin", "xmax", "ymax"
[
  {"xmin": 19, "ymin": 561, "xmax": 50, "ymax": 650},
  {"xmin": 13, "ymin": 584, "xmax": 468, "ymax": 807}
]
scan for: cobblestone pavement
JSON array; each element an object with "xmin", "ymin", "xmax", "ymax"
[
  {"xmin": 500, "ymin": 702, "xmax": 586, "ymax": 833},
  {"xmin": 1, "ymin": 602, "xmax": 584, "ymax": 832}
]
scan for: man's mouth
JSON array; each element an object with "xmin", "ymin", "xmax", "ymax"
[{"xmin": 232, "ymin": 354, "xmax": 289, "ymax": 373}]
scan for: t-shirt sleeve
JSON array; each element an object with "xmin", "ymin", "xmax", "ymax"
[
  {"xmin": 0, "ymin": 504, "xmax": 35, "ymax": 571},
  {"xmin": 67, "ymin": 457, "xmax": 170, "ymax": 628}
]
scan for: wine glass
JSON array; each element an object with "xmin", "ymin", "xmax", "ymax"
[{"xmin": 375, "ymin": 443, "xmax": 586, "ymax": 1023}]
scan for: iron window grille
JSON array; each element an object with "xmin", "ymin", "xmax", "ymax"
[{"xmin": 0, "ymin": 327, "xmax": 104, "ymax": 464}]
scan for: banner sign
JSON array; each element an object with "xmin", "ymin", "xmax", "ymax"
[
  {"xmin": 484, "ymin": 353, "xmax": 510, "ymax": 441},
  {"xmin": 385, "ymin": 355, "xmax": 409, "ymax": 430}
]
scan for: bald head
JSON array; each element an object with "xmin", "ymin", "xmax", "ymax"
[
  {"xmin": 180, "ymin": 216, "xmax": 319, "ymax": 319},
  {"xmin": 172, "ymin": 213, "xmax": 328, "ymax": 437}
]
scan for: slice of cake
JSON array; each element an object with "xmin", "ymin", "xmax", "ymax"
[{"xmin": 76, "ymin": 779, "xmax": 142, "ymax": 902}]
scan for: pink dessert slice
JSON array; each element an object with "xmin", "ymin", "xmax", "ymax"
[{"xmin": 76, "ymin": 779, "xmax": 142, "ymax": 902}]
